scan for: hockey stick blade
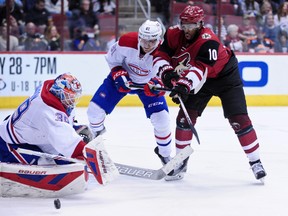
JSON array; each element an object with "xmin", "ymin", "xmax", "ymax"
[{"xmin": 115, "ymin": 146, "xmax": 193, "ymax": 180}]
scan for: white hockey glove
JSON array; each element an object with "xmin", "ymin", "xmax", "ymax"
[{"xmin": 83, "ymin": 135, "xmax": 119, "ymax": 185}]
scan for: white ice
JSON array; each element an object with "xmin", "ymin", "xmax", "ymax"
[{"xmin": 1, "ymin": 106, "xmax": 288, "ymax": 216}]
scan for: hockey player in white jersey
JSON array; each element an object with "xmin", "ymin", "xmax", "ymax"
[
  {"xmin": 87, "ymin": 20, "xmax": 174, "ymax": 169},
  {"xmin": 0, "ymin": 73, "xmax": 118, "ymax": 197}
]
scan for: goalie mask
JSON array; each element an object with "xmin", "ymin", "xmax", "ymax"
[
  {"xmin": 50, "ymin": 73, "xmax": 82, "ymax": 114},
  {"xmin": 138, "ymin": 20, "xmax": 162, "ymax": 53}
]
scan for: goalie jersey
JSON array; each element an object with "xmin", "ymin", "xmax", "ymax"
[{"xmin": 0, "ymin": 79, "xmax": 85, "ymax": 162}]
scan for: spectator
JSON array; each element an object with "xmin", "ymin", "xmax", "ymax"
[
  {"xmin": 275, "ymin": 22, "xmax": 288, "ymax": 52},
  {"xmin": 19, "ymin": 22, "xmax": 48, "ymax": 51},
  {"xmin": 224, "ymin": 24, "xmax": 245, "ymax": 52},
  {"xmin": 239, "ymin": 0, "xmax": 261, "ymax": 19},
  {"xmin": 214, "ymin": 16, "xmax": 227, "ymax": 43},
  {"xmin": 71, "ymin": 26, "xmax": 101, "ymax": 51},
  {"xmin": 67, "ymin": 0, "xmax": 81, "ymax": 11},
  {"xmin": 0, "ymin": 21, "xmax": 19, "ymax": 51},
  {"xmin": 68, "ymin": 0, "xmax": 99, "ymax": 38},
  {"xmin": 274, "ymin": 1, "xmax": 288, "ymax": 26},
  {"xmin": 22, "ymin": 0, "xmax": 36, "ymax": 13},
  {"xmin": 25, "ymin": 0, "xmax": 53, "ymax": 34},
  {"xmin": 257, "ymin": 0, "xmax": 273, "ymax": 26},
  {"xmin": 92, "ymin": 0, "xmax": 116, "ymax": 15},
  {"xmin": 247, "ymin": 27, "xmax": 274, "ymax": 53},
  {"xmin": 44, "ymin": 25, "xmax": 61, "ymax": 50},
  {"xmin": 45, "ymin": 0, "xmax": 69, "ymax": 14},
  {"xmin": 275, "ymin": 32, "xmax": 288, "ymax": 52},
  {"xmin": 268, "ymin": 0, "xmax": 284, "ymax": 14},
  {"xmin": 262, "ymin": 13, "xmax": 278, "ymax": 42},
  {"xmin": 238, "ymin": 15, "xmax": 258, "ymax": 41},
  {"xmin": 0, "ymin": 0, "xmax": 25, "ymax": 36}
]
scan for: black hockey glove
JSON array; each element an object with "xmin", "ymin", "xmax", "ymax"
[
  {"xmin": 169, "ymin": 77, "xmax": 193, "ymax": 104},
  {"xmin": 157, "ymin": 65, "xmax": 179, "ymax": 89}
]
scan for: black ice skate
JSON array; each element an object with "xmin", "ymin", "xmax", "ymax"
[
  {"xmin": 154, "ymin": 147, "xmax": 189, "ymax": 181},
  {"xmin": 250, "ymin": 160, "xmax": 267, "ymax": 182}
]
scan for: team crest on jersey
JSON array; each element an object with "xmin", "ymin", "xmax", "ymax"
[
  {"xmin": 128, "ymin": 63, "xmax": 149, "ymax": 76},
  {"xmin": 172, "ymin": 52, "xmax": 191, "ymax": 74},
  {"xmin": 202, "ymin": 33, "xmax": 211, "ymax": 39}
]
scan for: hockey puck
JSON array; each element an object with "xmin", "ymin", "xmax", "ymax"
[{"xmin": 54, "ymin": 199, "xmax": 61, "ymax": 209}]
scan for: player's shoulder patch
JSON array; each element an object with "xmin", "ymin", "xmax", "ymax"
[
  {"xmin": 118, "ymin": 32, "xmax": 138, "ymax": 49},
  {"xmin": 202, "ymin": 33, "xmax": 212, "ymax": 39}
]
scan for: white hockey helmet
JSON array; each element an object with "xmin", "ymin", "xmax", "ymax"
[
  {"xmin": 138, "ymin": 20, "xmax": 162, "ymax": 53},
  {"xmin": 50, "ymin": 73, "xmax": 82, "ymax": 114},
  {"xmin": 139, "ymin": 20, "xmax": 162, "ymax": 41}
]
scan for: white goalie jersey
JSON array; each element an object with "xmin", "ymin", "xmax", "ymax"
[{"xmin": 0, "ymin": 80, "xmax": 83, "ymax": 158}]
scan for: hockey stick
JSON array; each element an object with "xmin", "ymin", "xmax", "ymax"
[
  {"xmin": 129, "ymin": 83, "xmax": 171, "ymax": 92},
  {"xmin": 15, "ymin": 146, "xmax": 193, "ymax": 180},
  {"xmin": 130, "ymin": 84, "xmax": 200, "ymax": 144},
  {"xmin": 115, "ymin": 145, "xmax": 193, "ymax": 180},
  {"xmin": 14, "ymin": 148, "xmax": 85, "ymax": 164},
  {"xmin": 177, "ymin": 96, "xmax": 200, "ymax": 144}
]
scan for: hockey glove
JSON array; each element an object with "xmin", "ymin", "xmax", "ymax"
[
  {"xmin": 157, "ymin": 65, "xmax": 179, "ymax": 89},
  {"xmin": 73, "ymin": 124, "xmax": 94, "ymax": 144},
  {"xmin": 143, "ymin": 77, "xmax": 166, "ymax": 97},
  {"xmin": 111, "ymin": 69, "xmax": 132, "ymax": 93},
  {"xmin": 169, "ymin": 77, "xmax": 193, "ymax": 104}
]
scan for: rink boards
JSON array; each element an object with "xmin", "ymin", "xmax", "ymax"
[{"xmin": 0, "ymin": 52, "xmax": 287, "ymax": 108}]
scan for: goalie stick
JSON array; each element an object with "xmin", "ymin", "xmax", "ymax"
[
  {"xmin": 15, "ymin": 145, "xmax": 193, "ymax": 180},
  {"xmin": 129, "ymin": 83, "xmax": 200, "ymax": 144}
]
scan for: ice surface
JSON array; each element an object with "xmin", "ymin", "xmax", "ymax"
[{"xmin": 1, "ymin": 106, "xmax": 288, "ymax": 216}]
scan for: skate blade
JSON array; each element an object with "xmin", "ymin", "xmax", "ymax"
[
  {"xmin": 164, "ymin": 172, "xmax": 185, "ymax": 181},
  {"xmin": 258, "ymin": 177, "xmax": 265, "ymax": 184}
]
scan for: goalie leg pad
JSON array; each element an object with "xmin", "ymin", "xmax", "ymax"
[{"xmin": 0, "ymin": 162, "xmax": 88, "ymax": 197}]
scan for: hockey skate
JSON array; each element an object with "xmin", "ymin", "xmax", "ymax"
[
  {"xmin": 250, "ymin": 160, "xmax": 267, "ymax": 182},
  {"xmin": 154, "ymin": 147, "xmax": 188, "ymax": 181}
]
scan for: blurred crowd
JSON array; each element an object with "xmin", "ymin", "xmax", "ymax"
[
  {"xmin": 0, "ymin": 0, "xmax": 116, "ymax": 51},
  {"xmin": 176, "ymin": 0, "xmax": 288, "ymax": 53},
  {"xmin": 1, "ymin": 0, "xmax": 288, "ymax": 53}
]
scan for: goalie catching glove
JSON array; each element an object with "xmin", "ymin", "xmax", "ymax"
[
  {"xmin": 169, "ymin": 77, "xmax": 193, "ymax": 104},
  {"xmin": 157, "ymin": 65, "xmax": 179, "ymax": 89},
  {"xmin": 143, "ymin": 77, "xmax": 165, "ymax": 97},
  {"xmin": 111, "ymin": 67, "xmax": 132, "ymax": 93},
  {"xmin": 83, "ymin": 135, "xmax": 119, "ymax": 185}
]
